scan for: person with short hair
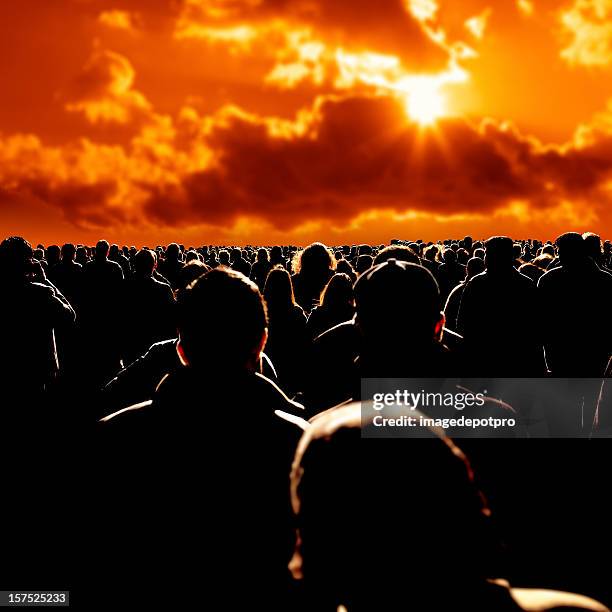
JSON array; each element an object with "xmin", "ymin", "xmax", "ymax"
[
  {"xmin": 458, "ymin": 236, "xmax": 544, "ymax": 377},
  {"xmin": 0, "ymin": 236, "xmax": 75, "ymax": 401},
  {"xmin": 122, "ymin": 249, "xmax": 176, "ymax": 365},
  {"xmin": 99, "ymin": 268, "xmax": 308, "ymax": 606}
]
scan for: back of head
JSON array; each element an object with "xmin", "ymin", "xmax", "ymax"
[
  {"xmin": 61, "ymin": 243, "xmax": 76, "ymax": 261},
  {"xmin": 354, "ymin": 259, "xmax": 442, "ymax": 347},
  {"xmin": 263, "ymin": 265, "xmax": 295, "ymax": 311},
  {"xmin": 467, "ymin": 256, "xmax": 485, "ymax": 279},
  {"xmin": 295, "ymin": 242, "xmax": 334, "ymax": 277},
  {"xmin": 166, "ymin": 243, "xmax": 180, "ymax": 261},
  {"xmin": 293, "ymin": 403, "xmax": 492, "ymax": 608},
  {"xmin": 270, "ymin": 245, "xmax": 283, "ymax": 264},
  {"xmin": 177, "ymin": 260, "xmax": 209, "ymax": 290},
  {"xmin": 321, "ymin": 273, "xmax": 354, "ymax": 309},
  {"xmin": 485, "ymin": 236, "xmax": 514, "ymax": 272},
  {"xmin": 443, "ymin": 248, "xmax": 457, "ymax": 264},
  {"xmin": 96, "ymin": 240, "xmax": 110, "ymax": 259},
  {"xmin": 134, "ymin": 249, "xmax": 156, "ymax": 277},
  {"xmin": 47, "ymin": 245, "xmax": 61, "ymax": 265},
  {"xmin": 582, "ymin": 232, "xmax": 602, "ymax": 261},
  {"xmin": 218, "ymin": 249, "xmax": 230, "ymax": 266},
  {"xmin": 374, "ymin": 245, "xmax": 420, "ymax": 266},
  {"xmin": 177, "ymin": 268, "xmax": 267, "ymax": 373},
  {"xmin": 355, "ymin": 254, "xmax": 373, "ymax": 274},
  {"xmin": 556, "ymin": 232, "xmax": 586, "ymax": 267},
  {"xmin": 0, "ymin": 236, "xmax": 33, "ymax": 281}
]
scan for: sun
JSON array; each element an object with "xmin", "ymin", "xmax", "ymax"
[{"xmin": 406, "ymin": 81, "xmax": 446, "ymax": 126}]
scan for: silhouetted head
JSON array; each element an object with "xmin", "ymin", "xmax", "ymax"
[
  {"xmin": 484, "ymin": 236, "xmax": 514, "ymax": 272},
  {"xmin": 96, "ymin": 240, "xmax": 110, "ymax": 260},
  {"xmin": 0, "ymin": 236, "xmax": 33, "ymax": 280},
  {"xmin": 443, "ymin": 248, "xmax": 457, "ymax": 264},
  {"xmin": 292, "ymin": 403, "xmax": 491, "ymax": 609},
  {"xmin": 354, "ymin": 259, "xmax": 443, "ymax": 347},
  {"xmin": 270, "ymin": 245, "xmax": 284, "ymax": 264},
  {"xmin": 456, "ymin": 248, "xmax": 469, "ymax": 265},
  {"xmin": 263, "ymin": 265, "xmax": 296, "ymax": 312},
  {"xmin": 583, "ymin": 232, "xmax": 602, "ymax": 262},
  {"xmin": 177, "ymin": 260, "xmax": 209, "ymax": 290},
  {"xmin": 257, "ymin": 248, "xmax": 269, "ymax": 263},
  {"xmin": 76, "ymin": 246, "xmax": 88, "ymax": 264},
  {"xmin": 218, "ymin": 250, "xmax": 231, "ymax": 266},
  {"xmin": 293, "ymin": 242, "xmax": 335, "ymax": 277},
  {"xmin": 336, "ymin": 258, "xmax": 356, "ymax": 282},
  {"xmin": 355, "ymin": 254, "xmax": 373, "ymax": 274},
  {"xmin": 47, "ymin": 245, "xmax": 61, "ymax": 266},
  {"xmin": 134, "ymin": 249, "xmax": 157, "ymax": 277},
  {"xmin": 61, "ymin": 243, "xmax": 76, "ymax": 261},
  {"xmin": 109, "ymin": 244, "xmax": 120, "ymax": 258},
  {"xmin": 424, "ymin": 244, "xmax": 439, "ymax": 261},
  {"xmin": 556, "ymin": 232, "xmax": 586, "ymax": 267},
  {"xmin": 374, "ymin": 245, "xmax": 420, "ymax": 266},
  {"xmin": 541, "ymin": 244, "xmax": 555, "ymax": 257},
  {"xmin": 177, "ymin": 268, "xmax": 267, "ymax": 372},
  {"xmin": 320, "ymin": 273, "xmax": 354, "ymax": 310},
  {"xmin": 466, "ymin": 257, "xmax": 485, "ymax": 279},
  {"xmin": 166, "ymin": 243, "xmax": 181, "ymax": 261},
  {"xmin": 231, "ymin": 247, "xmax": 242, "ymax": 263}
]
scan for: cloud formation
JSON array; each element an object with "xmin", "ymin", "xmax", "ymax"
[
  {"xmin": 3, "ymin": 0, "xmax": 612, "ymax": 244},
  {"xmin": 6, "ymin": 90, "xmax": 612, "ymax": 240},
  {"xmin": 561, "ymin": 0, "xmax": 612, "ymax": 67},
  {"xmin": 64, "ymin": 50, "xmax": 151, "ymax": 124}
]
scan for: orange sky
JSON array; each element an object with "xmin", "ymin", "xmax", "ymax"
[{"xmin": 2, "ymin": 0, "xmax": 612, "ymax": 245}]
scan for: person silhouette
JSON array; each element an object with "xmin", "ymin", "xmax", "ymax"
[
  {"xmin": 458, "ymin": 236, "xmax": 544, "ymax": 377},
  {"xmin": 444, "ymin": 256, "xmax": 485, "ymax": 333},
  {"xmin": 291, "ymin": 402, "xmax": 609, "ymax": 611},
  {"xmin": 292, "ymin": 242, "xmax": 336, "ymax": 314},
  {"xmin": 80, "ymin": 239, "xmax": 125, "ymax": 385},
  {"xmin": 231, "ymin": 246, "xmax": 251, "ymax": 277},
  {"xmin": 109, "ymin": 243, "xmax": 130, "ymax": 277},
  {"xmin": 250, "ymin": 248, "xmax": 272, "ymax": 291},
  {"xmin": 305, "ymin": 259, "xmax": 459, "ymax": 413},
  {"xmin": 158, "ymin": 242, "xmax": 184, "ymax": 290},
  {"xmin": 437, "ymin": 247, "xmax": 466, "ymax": 302},
  {"xmin": 263, "ymin": 266, "xmax": 308, "ymax": 394},
  {"xmin": 122, "ymin": 249, "xmax": 176, "ymax": 365},
  {"xmin": 0, "ymin": 236, "xmax": 75, "ymax": 404},
  {"xmin": 98, "ymin": 267, "xmax": 308, "ymax": 608},
  {"xmin": 49, "ymin": 243, "xmax": 83, "ymax": 310},
  {"xmin": 306, "ymin": 273, "xmax": 355, "ymax": 340},
  {"xmin": 538, "ymin": 232, "xmax": 612, "ymax": 377}
]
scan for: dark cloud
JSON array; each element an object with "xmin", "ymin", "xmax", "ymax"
[
  {"xmin": 17, "ymin": 178, "xmax": 123, "ymax": 228},
  {"xmin": 142, "ymin": 95, "xmax": 612, "ymax": 230}
]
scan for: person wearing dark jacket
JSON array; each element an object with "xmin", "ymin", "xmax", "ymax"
[
  {"xmin": 98, "ymin": 267, "xmax": 308, "ymax": 609},
  {"xmin": 0, "ymin": 236, "xmax": 75, "ymax": 402},
  {"xmin": 123, "ymin": 249, "xmax": 176, "ymax": 364}
]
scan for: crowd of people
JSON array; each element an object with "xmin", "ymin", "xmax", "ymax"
[{"xmin": 1, "ymin": 232, "xmax": 611, "ymax": 610}]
